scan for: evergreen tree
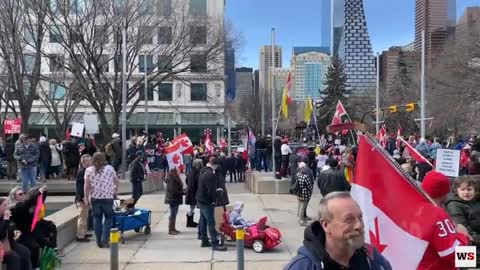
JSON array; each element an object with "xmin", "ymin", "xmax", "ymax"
[{"xmin": 316, "ymin": 55, "xmax": 349, "ymax": 130}]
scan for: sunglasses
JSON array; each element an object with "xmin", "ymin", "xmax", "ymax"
[{"xmin": 16, "ymin": 192, "xmax": 25, "ymax": 196}]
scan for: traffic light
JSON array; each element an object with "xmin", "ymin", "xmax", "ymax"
[
  {"xmin": 388, "ymin": 106, "xmax": 397, "ymax": 113},
  {"xmin": 406, "ymin": 103, "xmax": 415, "ymax": 112}
]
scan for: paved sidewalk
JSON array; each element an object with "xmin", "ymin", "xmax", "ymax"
[{"xmin": 58, "ymin": 182, "xmax": 321, "ymax": 270}]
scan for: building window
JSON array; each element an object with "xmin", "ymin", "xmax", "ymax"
[
  {"xmin": 70, "ymin": 0, "xmax": 85, "ymax": 14},
  {"xmin": 49, "ymin": 25, "xmax": 63, "ymax": 43},
  {"xmin": 190, "ymin": 26, "xmax": 207, "ymax": 45},
  {"xmin": 24, "ymin": 26, "xmax": 37, "ymax": 44},
  {"xmin": 139, "ymin": 0, "xmax": 155, "ymax": 16},
  {"xmin": 158, "ymin": 26, "xmax": 172, "ymax": 44},
  {"xmin": 140, "ymin": 26, "xmax": 155, "ymax": 44},
  {"xmin": 24, "ymin": 54, "xmax": 35, "ymax": 73},
  {"xmin": 139, "ymin": 55, "xmax": 154, "ymax": 72},
  {"xmin": 190, "ymin": 0, "xmax": 207, "ymax": 16},
  {"xmin": 157, "ymin": 55, "xmax": 172, "ymax": 72},
  {"xmin": 190, "ymin": 83, "xmax": 207, "ymax": 101},
  {"xmin": 49, "ymin": 55, "xmax": 64, "ymax": 72},
  {"xmin": 139, "ymin": 83, "xmax": 154, "ymax": 101},
  {"xmin": 50, "ymin": 83, "xmax": 66, "ymax": 99},
  {"xmin": 158, "ymin": 0, "xmax": 171, "ymax": 16},
  {"xmin": 98, "ymin": 55, "xmax": 110, "ymax": 72},
  {"xmin": 158, "ymin": 83, "xmax": 172, "ymax": 101},
  {"xmin": 94, "ymin": 25, "xmax": 108, "ymax": 44},
  {"xmin": 190, "ymin": 54, "xmax": 207, "ymax": 73}
]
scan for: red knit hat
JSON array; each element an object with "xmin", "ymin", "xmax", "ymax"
[{"xmin": 421, "ymin": 171, "xmax": 451, "ymax": 199}]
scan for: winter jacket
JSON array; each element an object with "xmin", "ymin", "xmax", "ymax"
[
  {"xmin": 445, "ymin": 193, "xmax": 480, "ymax": 244},
  {"xmin": 317, "ymin": 168, "xmax": 350, "ymax": 196},
  {"xmin": 15, "ymin": 143, "xmax": 40, "ymax": 168},
  {"xmin": 185, "ymin": 167, "xmax": 200, "ymax": 206},
  {"xmin": 62, "ymin": 141, "xmax": 80, "ymax": 168},
  {"xmin": 38, "ymin": 142, "xmax": 52, "ymax": 166},
  {"xmin": 215, "ymin": 168, "xmax": 230, "ymax": 206},
  {"xmin": 283, "ymin": 221, "xmax": 392, "ymax": 270},
  {"xmin": 296, "ymin": 167, "xmax": 314, "ymax": 201},
  {"xmin": 196, "ymin": 166, "xmax": 217, "ymax": 207},
  {"xmin": 274, "ymin": 138, "xmax": 282, "ymax": 158},
  {"xmin": 111, "ymin": 138, "xmax": 122, "ymax": 157},
  {"xmin": 164, "ymin": 173, "xmax": 183, "ymax": 205},
  {"xmin": 130, "ymin": 159, "xmax": 145, "ymax": 183},
  {"xmin": 4, "ymin": 142, "xmax": 15, "ymax": 161}
]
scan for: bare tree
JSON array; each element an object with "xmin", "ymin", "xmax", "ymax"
[
  {"xmin": 0, "ymin": 0, "xmax": 49, "ymax": 131},
  {"xmin": 40, "ymin": 0, "xmax": 229, "ymax": 139}
]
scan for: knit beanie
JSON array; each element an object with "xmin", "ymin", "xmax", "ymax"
[{"xmin": 421, "ymin": 171, "xmax": 451, "ymax": 199}]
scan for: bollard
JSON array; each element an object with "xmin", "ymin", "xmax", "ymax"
[
  {"xmin": 236, "ymin": 225, "xmax": 245, "ymax": 270},
  {"xmin": 110, "ymin": 228, "xmax": 120, "ymax": 270}
]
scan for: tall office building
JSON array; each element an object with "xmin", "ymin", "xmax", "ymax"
[
  {"xmin": 235, "ymin": 67, "xmax": 254, "ymax": 100},
  {"xmin": 259, "ymin": 45, "xmax": 282, "ymax": 99},
  {"xmin": 332, "ymin": 0, "xmax": 376, "ymax": 94},
  {"xmin": 291, "ymin": 48, "xmax": 331, "ymax": 101},
  {"xmin": 379, "ymin": 47, "xmax": 420, "ymax": 94},
  {"xmin": 414, "ymin": 0, "xmax": 456, "ymax": 65},
  {"xmin": 321, "ymin": 0, "xmax": 331, "ymax": 53},
  {"xmin": 253, "ymin": 70, "xmax": 260, "ymax": 97},
  {"xmin": 456, "ymin": 7, "xmax": 480, "ymax": 43},
  {"xmin": 225, "ymin": 43, "xmax": 236, "ymax": 101}
]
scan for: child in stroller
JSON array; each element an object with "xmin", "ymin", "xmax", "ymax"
[{"xmin": 229, "ymin": 201, "xmax": 256, "ymax": 228}]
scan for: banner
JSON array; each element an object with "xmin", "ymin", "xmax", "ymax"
[
  {"xmin": 84, "ymin": 114, "xmax": 99, "ymax": 134},
  {"xmin": 4, "ymin": 118, "xmax": 22, "ymax": 134}
]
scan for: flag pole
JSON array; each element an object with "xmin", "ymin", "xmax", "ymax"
[
  {"xmin": 341, "ymin": 102, "xmax": 357, "ymax": 145},
  {"xmin": 420, "ymin": 29, "xmax": 426, "ymax": 139},
  {"xmin": 271, "ymin": 28, "xmax": 276, "ymax": 174}
]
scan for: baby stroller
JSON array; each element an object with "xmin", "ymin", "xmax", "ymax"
[{"xmin": 217, "ymin": 198, "xmax": 282, "ymax": 253}]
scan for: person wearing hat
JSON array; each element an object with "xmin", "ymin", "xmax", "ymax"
[
  {"xmin": 417, "ymin": 171, "xmax": 471, "ymax": 270},
  {"xmin": 129, "ymin": 150, "xmax": 146, "ymax": 208}
]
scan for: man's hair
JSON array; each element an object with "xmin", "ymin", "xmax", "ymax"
[{"xmin": 319, "ymin": 191, "xmax": 352, "ymax": 221}]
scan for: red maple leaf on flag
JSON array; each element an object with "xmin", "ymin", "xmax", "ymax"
[
  {"xmin": 180, "ymin": 139, "xmax": 189, "ymax": 148},
  {"xmin": 172, "ymin": 154, "xmax": 180, "ymax": 164},
  {"xmin": 369, "ymin": 217, "xmax": 388, "ymax": 253}
]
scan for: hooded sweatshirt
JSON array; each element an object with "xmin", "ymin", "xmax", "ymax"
[{"xmin": 283, "ymin": 221, "xmax": 392, "ymax": 270}]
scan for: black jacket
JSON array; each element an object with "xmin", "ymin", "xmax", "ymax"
[
  {"xmin": 62, "ymin": 141, "xmax": 80, "ymax": 168},
  {"xmin": 38, "ymin": 142, "xmax": 52, "ymax": 166},
  {"xmin": 164, "ymin": 173, "xmax": 183, "ymax": 205},
  {"xmin": 75, "ymin": 168, "xmax": 86, "ymax": 203},
  {"xmin": 274, "ymin": 138, "xmax": 282, "ymax": 157},
  {"xmin": 196, "ymin": 166, "xmax": 217, "ymax": 206},
  {"xmin": 4, "ymin": 142, "xmax": 15, "ymax": 161},
  {"xmin": 317, "ymin": 168, "xmax": 351, "ymax": 196},
  {"xmin": 11, "ymin": 189, "xmax": 47, "ymax": 235},
  {"xmin": 284, "ymin": 221, "xmax": 392, "ymax": 270},
  {"xmin": 185, "ymin": 167, "xmax": 200, "ymax": 206},
  {"xmin": 130, "ymin": 159, "xmax": 145, "ymax": 183},
  {"xmin": 445, "ymin": 193, "xmax": 480, "ymax": 243}
]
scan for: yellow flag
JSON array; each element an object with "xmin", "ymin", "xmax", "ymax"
[
  {"xmin": 281, "ymin": 73, "xmax": 292, "ymax": 119},
  {"xmin": 304, "ymin": 97, "xmax": 313, "ymax": 123}
]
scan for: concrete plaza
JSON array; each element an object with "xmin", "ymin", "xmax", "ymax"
[{"xmin": 58, "ymin": 181, "xmax": 322, "ymax": 270}]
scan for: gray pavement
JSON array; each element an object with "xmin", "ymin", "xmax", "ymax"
[{"xmin": 58, "ymin": 180, "xmax": 321, "ymax": 270}]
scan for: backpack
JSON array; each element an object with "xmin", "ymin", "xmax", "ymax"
[
  {"xmin": 289, "ymin": 173, "xmax": 299, "ymax": 195},
  {"xmin": 105, "ymin": 143, "xmax": 114, "ymax": 157}
]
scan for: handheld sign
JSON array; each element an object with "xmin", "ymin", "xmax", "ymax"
[{"xmin": 436, "ymin": 149, "xmax": 460, "ymax": 177}]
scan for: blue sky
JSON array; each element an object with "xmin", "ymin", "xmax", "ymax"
[{"xmin": 226, "ymin": 0, "xmax": 480, "ymax": 69}]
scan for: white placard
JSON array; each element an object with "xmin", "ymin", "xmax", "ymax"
[
  {"xmin": 84, "ymin": 114, "xmax": 99, "ymax": 134},
  {"xmin": 436, "ymin": 149, "xmax": 460, "ymax": 177},
  {"xmin": 71, "ymin": 123, "xmax": 85, "ymax": 138},
  {"xmin": 334, "ymin": 139, "xmax": 341, "ymax": 145},
  {"xmin": 237, "ymin": 147, "xmax": 245, "ymax": 152}
]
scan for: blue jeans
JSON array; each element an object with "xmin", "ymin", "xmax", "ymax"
[
  {"xmin": 21, "ymin": 167, "xmax": 37, "ymax": 191},
  {"xmin": 91, "ymin": 199, "xmax": 114, "ymax": 245},
  {"xmin": 257, "ymin": 150, "xmax": 267, "ymax": 172},
  {"xmin": 169, "ymin": 204, "xmax": 179, "ymax": 220},
  {"xmin": 199, "ymin": 205, "xmax": 219, "ymax": 246}
]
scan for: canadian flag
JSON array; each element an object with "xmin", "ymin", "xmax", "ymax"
[
  {"xmin": 376, "ymin": 125, "xmax": 387, "ymax": 148},
  {"xmin": 400, "ymin": 137, "xmax": 434, "ymax": 167},
  {"xmin": 164, "ymin": 141, "xmax": 184, "ymax": 171},
  {"xmin": 330, "ymin": 101, "xmax": 348, "ymax": 125},
  {"xmin": 171, "ymin": 133, "xmax": 194, "ymax": 155},
  {"xmin": 351, "ymin": 135, "xmax": 468, "ymax": 270},
  {"xmin": 205, "ymin": 134, "xmax": 214, "ymax": 154}
]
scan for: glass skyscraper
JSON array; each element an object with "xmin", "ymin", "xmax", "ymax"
[{"xmin": 321, "ymin": 0, "xmax": 331, "ymax": 53}]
